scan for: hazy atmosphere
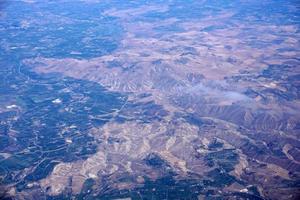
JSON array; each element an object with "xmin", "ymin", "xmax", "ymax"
[{"xmin": 0, "ymin": 0, "xmax": 300, "ymax": 199}]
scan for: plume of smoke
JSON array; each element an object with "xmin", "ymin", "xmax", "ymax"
[{"xmin": 183, "ymin": 82, "xmax": 252, "ymax": 104}]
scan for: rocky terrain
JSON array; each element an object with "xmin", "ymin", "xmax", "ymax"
[{"xmin": 0, "ymin": 0, "xmax": 300, "ymax": 199}]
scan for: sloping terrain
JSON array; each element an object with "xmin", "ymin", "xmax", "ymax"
[{"xmin": 0, "ymin": 0, "xmax": 299, "ymax": 200}]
